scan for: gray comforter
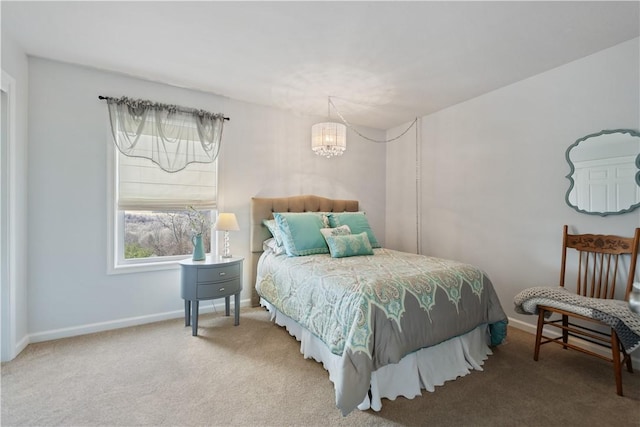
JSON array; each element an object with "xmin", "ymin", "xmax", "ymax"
[{"xmin": 256, "ymin": 248, "xmax": 508, "ymax": 415}]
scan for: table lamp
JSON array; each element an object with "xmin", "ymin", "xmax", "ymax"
[{"xmin": 213, "ymin": 213, "xmax": 240, "ymax": 258}]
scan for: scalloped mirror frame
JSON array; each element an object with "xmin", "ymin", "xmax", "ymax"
[{"xmin": 565, "ymin": 129, "xmax": 640, "ymax": 216}]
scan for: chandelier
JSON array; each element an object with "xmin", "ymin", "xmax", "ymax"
[
  {"xmin": 311, "ymin": 97, "xmax": 346, "ymax": 158},
  {"xmin": 311, "ymin": 97, "xmax": 419, "ymax": 158},
  {"xmin": 311, "ymin": 121, "xmax": 346, "ymax": 158}
]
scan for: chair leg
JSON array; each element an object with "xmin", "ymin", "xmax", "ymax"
[
  {"xmin": 561, "ymin": 314, "xmax": 568, "ymax": 349},
  {"xmin": 611, "ymin": 331, "xmax": 623, "ymax": 396},
  {"xmin": 534, "ymin": 308, "xmax": 545, "ymax": 361},
  {"xmin": 621, "ymin": 343, "xmax": 634, "ymax": 374}
]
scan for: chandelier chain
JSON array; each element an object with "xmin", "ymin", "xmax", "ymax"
[{"xmin": 328, "ymin": 97, "xmax": 417, "ymax": 144}]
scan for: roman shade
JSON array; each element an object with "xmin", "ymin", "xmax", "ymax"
[{"xmin": 117, "ymin": 152, "xmax": 217, "ymax": 211}]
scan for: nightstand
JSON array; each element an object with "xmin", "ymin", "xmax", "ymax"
[{"xmin": 179, "ymin": 256, "xmax": 243, "ymax": 336}]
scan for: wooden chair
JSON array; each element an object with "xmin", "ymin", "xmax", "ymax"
[{"xmin": 534, "ymin": 225, "xmax": 640, "ymax": 396}]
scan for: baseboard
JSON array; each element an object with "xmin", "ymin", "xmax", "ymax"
[
  {"xmin": 19, "ymin": 311, "xmax": 640, "ymax": 367},
  {"xmin": 506, "ymin": 317, "xmax": 539, "ymax": 335},
  {"xmin": 14, "ymin": 335, "xmax": 29, "ymax": 358},
  {"xmin": 507, "ymin": 316, "xmax": 640, "ymax": 365},
  {"xmin": 27, "ymin": 298, "xmax": 253, "ymax": 344}
]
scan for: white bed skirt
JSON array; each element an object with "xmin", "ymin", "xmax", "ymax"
[{"xmin": 260, "ymin": 299, "xmax": 493, "ymax": 412}]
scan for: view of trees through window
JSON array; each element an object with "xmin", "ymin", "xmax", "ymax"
[{"xmin": 123, "ymin": 210, "xmax": 212, "ymax": 259}]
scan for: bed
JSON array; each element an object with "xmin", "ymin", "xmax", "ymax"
[{"xmin": 250, "ymin": 195, "xmax": 508, "ymax": 416}]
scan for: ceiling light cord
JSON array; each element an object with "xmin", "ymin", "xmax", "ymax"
[
  {"xmin": 415, "ymin": 116, "xmax": 422, "ymax": 255},
  {"xmin": 328, "ymin": 97, "xmax": 417, "ymax": 144}
]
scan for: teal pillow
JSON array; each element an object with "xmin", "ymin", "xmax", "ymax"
[
  {"xmin": 273, "ymin": 212, "xmax": 329, "ymax": 256},
  {"xmin": 325, "ymin": 232, "xmax": 374, "ymax": 258},
  {"xmin": 328, "ymin": 212, "xmax": 381, "ymax": 248}
]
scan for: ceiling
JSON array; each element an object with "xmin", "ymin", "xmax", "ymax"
[{"xmin": 2, "ymin": 1, "xmax": 639, "ymax": 130}]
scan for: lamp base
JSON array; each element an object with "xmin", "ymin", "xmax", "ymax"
[{"xmin": 221, "ymin": 231, "xmax": 232, "ymax": 259}]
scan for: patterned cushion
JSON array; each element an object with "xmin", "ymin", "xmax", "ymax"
[
  {"xmin": 325, "ymin": 232, "xmax": 374, "ymax": 258},
  {"xmin": 262, "ymin": 219, "xmax": 284, "ymax": 248},
  {"xmin": 274, "ymin": 212, "xmax": 329, "ymax": 256},
  {"xmin": 328, "ymin": 212, "xmax": 381, "ymax": 248},
  {"xmin": 311, "ymin": 212, "xmax": 331, "ymax": 228},
  {"xmin": 320, "ymin": 225, "xmax": 351, "ymax": 240}
]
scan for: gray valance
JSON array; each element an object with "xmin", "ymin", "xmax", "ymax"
[{"xmin": 102, "ymin": 96, "xmax": 227, "ymax": 173}]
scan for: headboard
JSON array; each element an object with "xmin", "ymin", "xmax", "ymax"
[{"xmin": 249, "ymin": 195, "xmax": 359, "ymax": 305}]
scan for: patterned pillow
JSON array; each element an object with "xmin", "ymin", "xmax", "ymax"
[
  {"xmin": 325, "ymin": 232, "xmax": 374, "ymax": 258},
  {"xmin": 309, "ymin": 212, "xmax": 331, "ymax": 228},
  {"xmin": 274, "ymin": 212, "xmax": 329, "ymax": 256},
  {"xmin": 319, "ymin": 225, "xmax": 351, "ymax": 240},
  {"xmin": 262, "ymin": 219, "xmax": 284, "ymax": 248},
  {"xmin": 327, "ymin": 212, "xmax": 381, "ymax": 248}
]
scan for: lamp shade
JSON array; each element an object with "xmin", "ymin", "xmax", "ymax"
[
  {"xmin": 213, "ymin": 213, "xmax": 240, "ymax": 231},
  {"xmin": 311, "ymin": 122, "xmax": 346, "ymax": 158}
]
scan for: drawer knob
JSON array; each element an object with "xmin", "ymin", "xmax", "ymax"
[{"xmin": 219, "ymin": 272, "xmax": 226, "ymax": 276}]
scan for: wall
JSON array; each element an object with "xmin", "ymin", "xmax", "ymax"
[
  {"xmin": 26, "ymin": 58, "xmax": 386, "ymax": 341},
  {"xmin": 386, "ymin": 38, "xmax": 640, "ymax": 334},
  {"xmin": 384, "ymin": 118, "xmax": 421, "ymax": 253},
  {"xmin": 1, "ymin": 33, "xmax": 30, "ymax": 360},
  {"xmin": 17, "ymin": 35, "xmax": 640, "ymax": 349}
]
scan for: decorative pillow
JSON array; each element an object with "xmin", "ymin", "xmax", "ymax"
[
  {"xmin": 307, "ymin": 211, "xmax": 330, "ymax": 227},
  {"xmin": 327, "ymin": 212, "xmax": 381, "ymax": 248},
  {"xmin": 319, "ymin": 225, "xmax": 351, "ymax": 240},
  {"xmin": 263, "ymin": 237, "xmax": 285, "ymax": 256},
  {"xmin": 325, "ymin": 232, "xmax": 374, "ymax": 258},
  {"xmin": 273, "ymin": 212, "xmax": 329, "ymax": 256},
  {"xmin": 262, "ymin": 219, "xmax": 284, "ymax": 248}
]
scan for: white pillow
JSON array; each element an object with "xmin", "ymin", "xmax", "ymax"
[
  {"xmin": 263, "ymin": 237, "xmax": 285, "ymax": 255},
  {"xmin": 320, "ymin": 225, "xmax": 351, "ymax": 240}
]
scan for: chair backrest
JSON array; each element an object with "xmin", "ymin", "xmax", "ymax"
[{"xmin": 559, "ymin": 225, "xmax": 640, "ymax": 301}]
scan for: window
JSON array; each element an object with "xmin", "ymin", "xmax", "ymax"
[
  {"xmin": 108, "ymin": 132, "xmax": 218, "ymax": 274},
  {"xmin": 103, "ymin": 96, "xmax": 225, "ymax": 274}
]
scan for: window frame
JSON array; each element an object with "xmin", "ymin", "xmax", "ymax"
[{"xmin": 106, "ymin": 132, "xmax": 218, "ymax": 275}]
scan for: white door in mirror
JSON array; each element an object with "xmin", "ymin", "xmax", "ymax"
[{"xmin": 629, "ymin": 282, "xmax": 640, "ymax": 314}]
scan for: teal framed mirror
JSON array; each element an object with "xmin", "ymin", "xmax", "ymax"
[{"xmin": 565, "ymin": 129, "xmax": 640, "ymax": 216}]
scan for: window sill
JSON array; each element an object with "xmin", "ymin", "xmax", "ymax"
[{"xmin": 107, "ymin": 258, "xmax": 185, "ymax": 275}]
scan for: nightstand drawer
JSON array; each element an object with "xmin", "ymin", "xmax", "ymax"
[
  {"xmin": 197, "ymin": 264, "xmax": 240, "ymax": 283},
  {"xmin": 197, "ymin": 279, "xmax": 241, "ymax": 299}
]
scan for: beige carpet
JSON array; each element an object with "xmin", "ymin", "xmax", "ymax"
[{"xmin": 2, "ymin": 307, "xmax": 639, "ymax": 426}]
